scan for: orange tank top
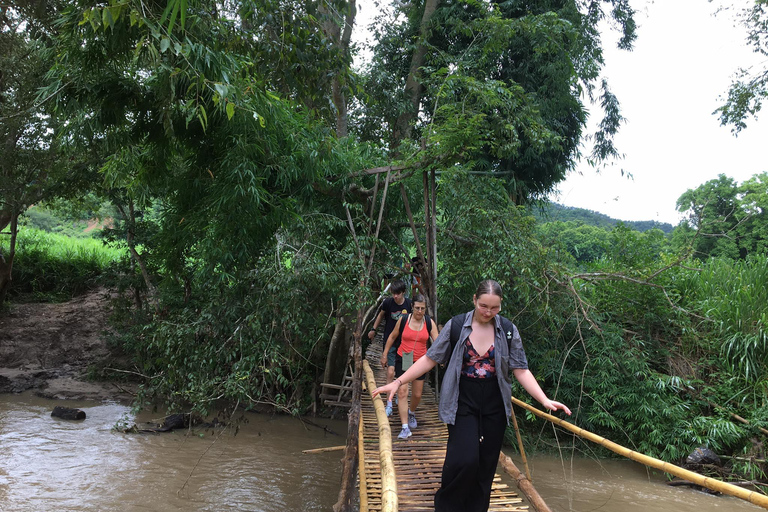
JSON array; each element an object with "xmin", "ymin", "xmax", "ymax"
[{"xmin": 397, "ymin": 317, "xmax": 429, "ymax": 361}]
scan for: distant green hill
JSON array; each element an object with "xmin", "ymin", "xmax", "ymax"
[{"xmin": 533, "ymin": 203, "xmax": 675, "ymax": 234}]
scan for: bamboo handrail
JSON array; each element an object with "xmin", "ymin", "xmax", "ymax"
[
  {"xmin": 363, "ymin": 360, "xmax": 398, "ymax": 512},
  {"xmin": 510, "ymin": 396, "xmax": 768, "ymax": 510}
]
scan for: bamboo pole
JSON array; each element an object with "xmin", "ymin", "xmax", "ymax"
[
  {"xmin": 498, "ymin": 453, "xmax": 553, "ymax": 512},
  {"xmin": 302, "ymin": 445, "xmax": 346, "ymax": 454},
  {"xmin": 510, "ymin": 396, "xmax": 768, "ymax": 510},
  {"xmin": 509, "ymin": 404, "xmax": 532, "ymax": 481},
  {"xmin": 363, "ymin": 360, "xmax": 398, "ymax": 512},
  {"xmin": 358, "ymin": 413, "xmax": 369, "ymax": 512}
]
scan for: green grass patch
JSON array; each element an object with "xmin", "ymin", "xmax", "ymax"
[{"xmin": 1, "ymin": 226, "xmax": 127, "ymax": 301}]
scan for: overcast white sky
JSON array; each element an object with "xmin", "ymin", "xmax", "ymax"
[
  {"xmin": 353, "ymin": 0, "xmax": 768, "ymax": 225},
  {"xmin": 555, "ymin": 0, "xmax": 768, "ymax": 225}
]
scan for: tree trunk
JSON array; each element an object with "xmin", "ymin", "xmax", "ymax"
[
  {"xmin": 391, "ymin": 0, "xmax": 440, "ymax": 151},
  {"xmin": 320, "ymin": 0, "xmax": 357, "ymax": 138},
  {"xmin": 324, "ymin": 314, "xmax": 348, "ymax": 385},
  {"xmin": 0, "ymin": 211, "xmax": 19, "ymax": 306},
  {"xmin": 116, "ymin": 199, "xmax": 157, "ymax": 310},
  {"xmin": 0, "ymin": 208, "xmax": 12, "ymax": 233}
]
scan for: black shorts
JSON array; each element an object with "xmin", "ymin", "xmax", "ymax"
[{"xmin": 395, "ymin": 355, "xmax": 426, "ymax": 381}]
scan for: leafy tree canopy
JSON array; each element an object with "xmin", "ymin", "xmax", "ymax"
[
  {"xmin": 716, "ymin": 0, "xmax": 768, "ymax": 133},
  {"xmin": 676, "ymin": 172, "xmax": 768, "ymax": 259},
  {"xmin": 356, "ymin": 0, "xmax": 637, "ymax": 202}
]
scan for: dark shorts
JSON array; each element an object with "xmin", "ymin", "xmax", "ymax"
[
  {"xmin": 387, "ymin": 345, "xmax": 398, "ymax": 367},
  {"xmin": 395, "ymin": 355, "xmax": 426, "ymax": 381}
]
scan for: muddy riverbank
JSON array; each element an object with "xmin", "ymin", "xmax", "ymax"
[{"xmin": 0, "ymin": 288, "xmax": 135, "ymax": 401}]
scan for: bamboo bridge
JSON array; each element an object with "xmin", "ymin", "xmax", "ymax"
[
  {"xmin": 336, "ymin": 336, "xmax": 768, "ymax": 512},
  {"xmin": 356, "ymin": 339, "xmax": 536, "ymax": 512}
]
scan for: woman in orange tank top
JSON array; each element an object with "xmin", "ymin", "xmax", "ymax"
[{"xmin": 382, "ymin": 294, "xmax": 439, "ymax": 439}]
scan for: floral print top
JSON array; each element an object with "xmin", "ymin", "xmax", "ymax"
[{"xmin": 461, "ymin": 338, "xmax": 496, "ymax": 378}]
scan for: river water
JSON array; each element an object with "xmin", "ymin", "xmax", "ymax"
[
  {"xmin": 504, "ymin": 450, "xmax": 763, "ymax": 512},
  {"xmin": 0, "ymin": 393, "xmax": 347, "ymax": 511},
  {"xmin": 0, "ymin": 393, "xmax": 763, "ymax": 512}
]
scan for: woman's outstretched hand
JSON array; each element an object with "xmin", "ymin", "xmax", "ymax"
[
  {"xmin": 371, "ymin": 380, "xmax": 400, "ymax": 399},
  {"xmin": 542, "ymin": 399, "xmax": 572, "ymax": 416}
]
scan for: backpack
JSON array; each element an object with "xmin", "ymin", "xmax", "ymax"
[
  {"xmin": 448, "ymin": 313, "xmax": 515, "ymax": 355},
  {"xmin": 394, "ymin": 313, "xmax": 434, "ymax": 349}
]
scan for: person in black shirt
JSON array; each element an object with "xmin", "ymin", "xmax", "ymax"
[{"xmin": 368, "ymin": 280, "xmax": 412, "ymax": 416}]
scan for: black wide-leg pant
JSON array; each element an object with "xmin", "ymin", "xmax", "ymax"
[{"xmin": 434, "ymin": 376, "xmax": 507, "ymax": 512}]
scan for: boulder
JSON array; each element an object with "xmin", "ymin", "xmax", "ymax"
[
  {"xmin": 686, "ymin": 446, "xmax": 722, "ymax": 467},
  {"xmin": 51, "ymin": 406, "xmax": 86, "ymax": 421}
]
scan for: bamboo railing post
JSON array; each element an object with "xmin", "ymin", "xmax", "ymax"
[
  {"xmin": 363, "ymin": 360, "xmax": 398, "ymax": 512},
  {"xmin": 510, "ymin": 396, "xmax": 768, "ymax": 510},
  {"xmin": 510, "ymin": 404, "xmax": 532, "ymax": 481},
  {"xmin": 498, "ymin": 453, "xmax": 553, "ymax": 512}
]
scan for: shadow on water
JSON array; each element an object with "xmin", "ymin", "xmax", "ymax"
[{"xmin": 0, "ymin": 392, "xmax": 347, "ymax": 512}]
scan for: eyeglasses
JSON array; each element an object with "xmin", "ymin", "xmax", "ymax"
[
  {"xmin": 413, "ymin": 306, "xmax": 426, "ymax": 311},
  {"xmin": 477, "ymin": 303, "xmax": 500, "ymax": 313}
]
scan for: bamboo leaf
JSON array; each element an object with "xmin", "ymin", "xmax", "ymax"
[{"xmin": 199, "ymin": 105, "xmax": 208, "ymax": 131}]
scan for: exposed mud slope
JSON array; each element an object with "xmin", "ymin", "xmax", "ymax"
[{"xmin": 0, "ymin": 288, "xmax": 134, "ymax": 401}]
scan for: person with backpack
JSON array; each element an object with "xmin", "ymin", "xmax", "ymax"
[
  {"xmin": 372, "ymin": 279, "xmax": 570, "ymax": 512},
  {"xmin": 368, "ymin": 279, "xmax": 412, "ymax": 416},
  {"xmin": 380, "ymin": 294, "xmax": 439, "ymax": 439}
]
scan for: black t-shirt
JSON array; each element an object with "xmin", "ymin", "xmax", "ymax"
[{"xmin": 380, "ymin": 297, "xmax": 412, "ymax": 347}]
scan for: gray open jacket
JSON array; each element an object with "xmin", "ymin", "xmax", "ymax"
[{"xmin": 425, "ymin": 311, "xmax": 528, "ymax": 425}]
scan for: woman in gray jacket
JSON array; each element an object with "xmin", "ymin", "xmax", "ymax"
[{"xmin": 372, "ymin": 279, "xmax": 570, "ymax": 512}]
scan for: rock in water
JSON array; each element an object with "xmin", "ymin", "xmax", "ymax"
[{"xmin": 51, "ymin": 406, "xmax": 86, "ymax": 420}]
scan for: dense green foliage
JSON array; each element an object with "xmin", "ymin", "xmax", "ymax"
[{"xmin": 3, "ymin": 0, "xmax": 768, "ymax": 486}]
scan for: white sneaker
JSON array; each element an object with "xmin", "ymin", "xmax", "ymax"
[
  {"xmin": 397, "ymin": 426, "xmax": 412, "ymax": 439},
  {"xmin": 408, "ymin": 411, "xmax": 417, "ymax": 429}
]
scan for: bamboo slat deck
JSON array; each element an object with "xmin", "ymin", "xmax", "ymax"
[{"xmin": 360, "ymin": 337, "xmax": 529, "ymax": 512}]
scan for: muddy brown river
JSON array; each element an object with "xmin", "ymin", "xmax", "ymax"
[{"xmin": 0, "ymin": 393, "xmax": 763, "ymax": 511}]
